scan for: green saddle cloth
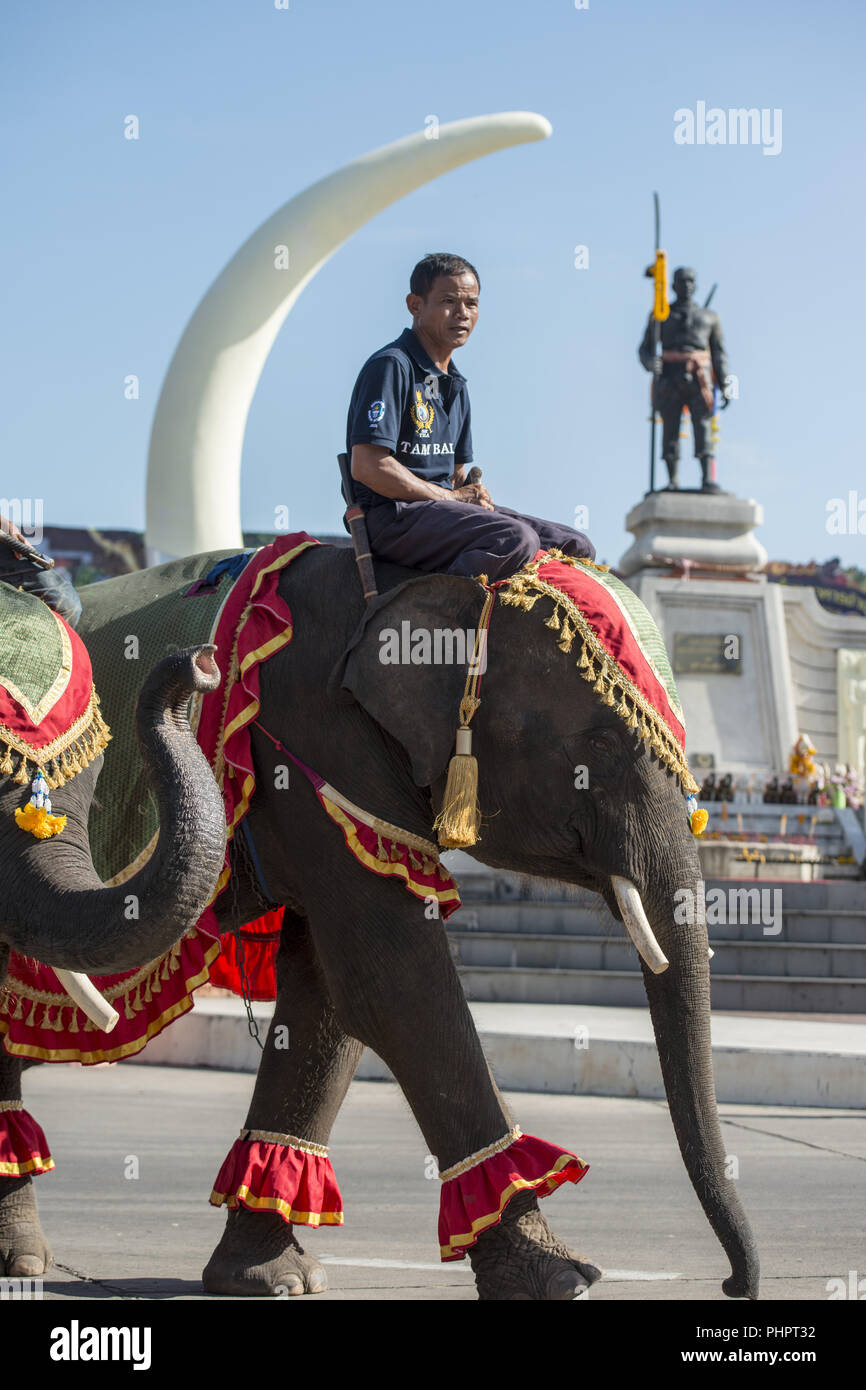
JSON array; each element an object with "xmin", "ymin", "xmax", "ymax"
[
  {"xmin": 0, "ymin": 583, "xmax": 68, "ymax": 716},
  {"xmin": 77, "ymin": 549, "xmax": 242, "ymax": 883}
]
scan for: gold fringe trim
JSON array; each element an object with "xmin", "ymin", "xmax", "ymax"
[
  {"xmin": 439, "ymin": 1126, "xmax": 523, "ymax": 1182},
  {"xmin": 499, "ymin": 558, "xmax": 699, "ymax": 795},
  {"xmin": 239, "ymin": 1129, "xmax": 329, "ymax": 1157},
  {"xmin": 1, "ymin": 686, "xmax": 112, "ymax": 788}
]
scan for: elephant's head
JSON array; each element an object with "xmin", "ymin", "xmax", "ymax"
[
  {"xmin": 0, "ymin": 646, "xmax": 227, "ymax": 999},
  {"xmin": 334, "ymin": 565, "xmax": 759, "ymax": 1300}
]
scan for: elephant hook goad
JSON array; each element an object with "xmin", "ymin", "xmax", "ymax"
[{"xmin": 0, "ymin": 540, "xmax": 759, "ymax": 1299}]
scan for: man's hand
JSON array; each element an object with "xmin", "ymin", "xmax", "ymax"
[
  {"xmin": 452, "ymin": 482, "xmax": 494, "ymax": 511},
  {"xmin": 0, "ymin": 513, "xmax": 26, "ymax": 544}
]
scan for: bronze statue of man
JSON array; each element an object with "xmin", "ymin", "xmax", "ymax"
[{"xmin": 639, "ymin": 267, "xmax": 731, "ymax": 492}]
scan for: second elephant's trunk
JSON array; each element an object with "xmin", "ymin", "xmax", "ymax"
[{"xmin": 1, "ymin": 647, "xmax": 226, "ymax": 975}]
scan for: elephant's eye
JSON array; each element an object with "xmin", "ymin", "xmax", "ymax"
[{"xmin": 587, "ymin": 729, "xmax": 619, "ymax": 758}]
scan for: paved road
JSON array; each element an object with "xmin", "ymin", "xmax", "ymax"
[{"xmin": 18, "ymin": 1064, "xmax": 866, "ymax": 1301}]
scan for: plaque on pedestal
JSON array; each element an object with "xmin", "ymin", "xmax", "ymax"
[{"xmin": 619, "ymin": 491, "xmax": 795, "ymax": 778}]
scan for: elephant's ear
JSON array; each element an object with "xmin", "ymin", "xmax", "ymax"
[{"xmin": 329, "ymin": 573, "xmax": 490, "ymax": 789}]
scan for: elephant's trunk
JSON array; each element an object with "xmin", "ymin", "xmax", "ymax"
[
  {"xmin": 1, "ymin": 647, "xmax": 226, "ymax": 975},
  {"xmin": 627, "ymin": 872, "xmax": 760, "ymax": 1300}
]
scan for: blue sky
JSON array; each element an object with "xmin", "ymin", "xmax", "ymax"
[{"xmin": 2, "ymin": 0, "xmax": 864, "ymax": 568}]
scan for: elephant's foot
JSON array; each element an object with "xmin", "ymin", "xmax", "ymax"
[
  {"xmin": 468, "ymin": 1190, "xmax": 602, "ymax": 1301},
  {"xmin": 202, "ymin": 1208, "xmax": 328, "ymax": 1296},
  {"xmin": 0, "ymin": 1175, "xmax": 52, "ymax": 1278}
]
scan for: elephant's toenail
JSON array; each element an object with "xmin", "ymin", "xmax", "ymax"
[{"xmin": 9, "ymin": 1254, "xmax": 45, "ymax": 1279}]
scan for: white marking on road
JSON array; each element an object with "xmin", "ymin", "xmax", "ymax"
[{"xmin": 318, "ymin": 1256, "xmax": 682, "ymax": 1279}]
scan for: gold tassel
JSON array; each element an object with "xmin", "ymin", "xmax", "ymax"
[
  {"xmin": 626, "ymin": 705, "xmax": 639, "ymax": 730},
  {"xmin": 578, "ymin": 644, "xmax": 590, "ymax": 670},
  {"xmin": 26, "ymin": 999, "xmax": 39, "ymax": 1027},
  {"xmin": 160, "ymin": 956, "xmax": 171, "ymax": 981},
  {"xmin": 69, "ymin": 1008, "xmax": 80, "ymax": 1033},
  {"xmin": 557, "ymin": 620, "xmax": 574, "ymax": 654},
  {"xmin": 545, "ymin": 605, "xmax": 561, "ymax": 631},
  {"xmin": 13, "ymin": 996, "xmax": 24, "ymax": 1021},
  {"xmin": 84, "ymin": 1016, "xmax": 96, "ymax": 1032},
  {"xmin": 0, "ymin": 743, "xmax": 13, "ymax": 776},
  {"xmin": 434, "ymin": 725, "xmax": 481, "ymax": 849},
  {"xmin": 124, "ymin": 993, "xmax": 136, "ymax": 1021},
  {"xmin": 13, "ymin": 755, "xmax": 29, "ymax": 786},
  {"xmin": 376, "ymin": 834, "xmax": 388, "ymax": 862},
  {"xmin": 144, "ymin": 976, "xmax": 152, "ymax": 1004},
  {"xmin": 150, "ymin": 969, "xmax": 162, "ymax": 996},
  {"xmin": 409, "ymin": 849, "xmax": 421, "ymax": 869},
  {"xmin": 602, "ymin": 683, "xmax": 616, "ymax": 708},
  {"xmin": 389, "ymin": 843, "xmax": 401, "ymax": 862},
  {"xmin": 131, "ymin": 984, "xmax": 143, "ymax": 1013}
]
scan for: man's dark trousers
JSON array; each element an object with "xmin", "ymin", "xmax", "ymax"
[
  {"xmin": 0, "ymin": 549, "xmax": 82, "ymax": 628},
  {"xmin": 365, "ymin": 497, "xmax": 595, "ymax": 582}
]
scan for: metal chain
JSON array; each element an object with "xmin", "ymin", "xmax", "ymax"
[{"xmin": 228, "ymin": 833, "xmax": 265, "ymax": 1051}]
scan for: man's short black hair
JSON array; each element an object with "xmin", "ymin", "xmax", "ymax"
[{"xmin": 410, "ymin": 253, "xmax": 480, "ymax": 299}]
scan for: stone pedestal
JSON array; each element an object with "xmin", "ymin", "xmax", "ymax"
[
  {"xmin": 619, "ymin": 491, "xmax": 768, "ymax": 579},
  {"xmin": 619, "ymin": 490, "xmax": 794, "ymax": 779}
]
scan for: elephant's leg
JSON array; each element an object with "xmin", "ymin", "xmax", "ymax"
[
  {"xmin": 296, "ymin": 847, "xmax": 602, "ymax": 1301},
  {"xmin": 0, "ymin": 1049, "xmax": 52, "ymax": 1278},
  {"xmin": 202, "ymin": 911, "xmax": 364, "ymax": 1297}
]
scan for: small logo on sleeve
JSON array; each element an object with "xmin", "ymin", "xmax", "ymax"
[{"xmin": 367, "ymin": 400, "xmax": 386, "ymax": 423}]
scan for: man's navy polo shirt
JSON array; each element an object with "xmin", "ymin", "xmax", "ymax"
[{"xmin": 346, "ymin": 327, "xmax": 473, "ymax": 509}]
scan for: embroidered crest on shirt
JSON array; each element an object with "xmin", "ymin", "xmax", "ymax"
[{"xmin": 409, "ymin": 388, "xmax": 436, "ymax": 437}]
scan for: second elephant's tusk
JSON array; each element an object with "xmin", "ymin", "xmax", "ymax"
[
  {"xmin": 610, "ymin": 876, "xmax": 669, "ymax": 975},
  {"xmin": 53, "ymin": 970, "xmax": 120, "ymax": 1033}
]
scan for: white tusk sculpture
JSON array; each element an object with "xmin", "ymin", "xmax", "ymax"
[
  {"xmin": 145, "ymin": 111, "xmax": 553, "ymax": 563},
  {"xmin": 610, "ymin": 876, "xmax": 670, "ymax": 975},
  {"xmin": 53, "ymin": 969, "xmax": 120, "ymax": 1033}
]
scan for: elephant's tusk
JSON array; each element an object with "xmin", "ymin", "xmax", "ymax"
[
  {"xmin": 610, "ymin": 876, "xmax": 670, "ymax": 975},
  {"xmin": 53, "ymin": 970, "xmax": 120, "ymax": 1033},
  {"xmin": 708, "ymin": 947, "xmax": 715, "ymax": 959}
]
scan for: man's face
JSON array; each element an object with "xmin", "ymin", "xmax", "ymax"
[{"xmin": 407, "ymin": 272, "xmax": 479, "ymax": 351}]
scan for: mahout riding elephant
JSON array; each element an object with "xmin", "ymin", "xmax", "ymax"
[{"xmin": 0, "ymin": 542, "xmax": 759, "ymax": 1300}]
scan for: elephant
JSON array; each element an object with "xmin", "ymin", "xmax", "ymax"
[
  {"xmin": 0, "ymin": 544, "xmax": 759, "ymax": 1300},
  {"xmin": 0, "ymin": 642, "xmax": 227, "ymax": 1277}
]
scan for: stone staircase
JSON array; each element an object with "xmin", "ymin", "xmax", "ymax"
[{"xmin": 442, "ymin": 852, "xmax": 866, "ymax": 1014}]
